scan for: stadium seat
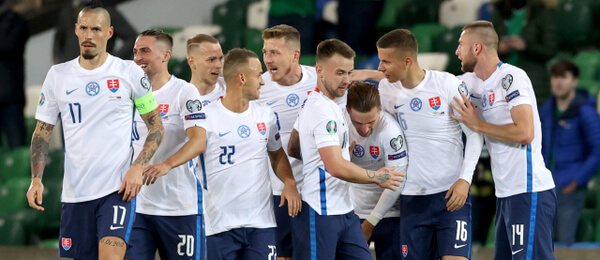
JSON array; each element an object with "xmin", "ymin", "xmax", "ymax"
[
  {"xmin": 439, "ymin": 0, "xmax": 480, "ymax": 28},
  {"xmin": 478, "ymin": 2, "xmax": 493, "ymax": 21},
  {"xmin": 168, "ymin": 58, "xmax": 191, "ymax": 82},
  {"xmin": 299, "ymin": 55, "xmax": 316, "ymax": 67},
  {"xmin": 411, "ymin": 23, "xmax": 446, "ymax": 53},
  {"xmin": 322, "ymin": 0, "xmax": 338, "ymax": 24},
  {"xmin": 35, "ymin": 179, "xmax": 62, "ymax": 231},
  {"xmin": 376, "ymin": 0, "xmax": 412, "ymax": 33},
  {"xmin": 555, "ymin": 0, "xmax": 593, "ymax": 53},
  {"xmin": 24, "ymin": 117, "xmax": 37, "ymax": 146},
  {"xmin": 578, "ymin": 80, "xmax": 600, "ymax": 99},
  {"xmin": 0, "ymin": 146, "xmax": 31, "ymax": 181},
  {"xmin": 246, "ymin": 0, "xmax": 269, "ymax": 30},
  {"xmin": 576, "ymin": 208, "xmax": 597, "ymax": 242},
  {"xmin": 0, "ymin": 178, "xmax": 31, "ymax": 214},
  {"xmin": 434, "ymin": 26, "xmax": 463, "ymax": 75},
  {"xmin": 0, "ymin": 209, "xmax": 38, "ymax": 246},
  {"xmin": 212, "ymin": 0, "xmax": 257, "ymax": 52},
  {"xmin": 39, "ymin": 238, "xmax": 59, "ymax": 249},
  {"xmin": 245, "ymin": 29, "xmax": 264, "ymax": 61},
  {"xmin": 42, "ymin": 149, "xmax": 64, "ymax": 182},
  {"xmin": 418, "ymin": 53, "xmax": 450, "ymax": 71},
  {"xmin": 395, "ymin": 0, "xmax": 445, "ymax": 29},
  {"xmin": 572, "ymin": 51, "xmax": 600, "ymax": 81}
]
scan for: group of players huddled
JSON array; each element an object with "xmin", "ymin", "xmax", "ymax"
[{"xmin": 25, "ymin": 1, "xmax": 557, "ymax": 260}]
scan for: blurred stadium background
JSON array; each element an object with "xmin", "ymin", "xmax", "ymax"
[{"xmin": 2, "ymin": 0, "xmax": 600, "ymax": 259}]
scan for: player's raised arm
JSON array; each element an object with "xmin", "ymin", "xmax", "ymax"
[{"xmin": 26, "ymin": 121, "xmax": 55, "ymax": 211}]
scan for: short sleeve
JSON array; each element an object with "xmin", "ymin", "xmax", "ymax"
[
  {"xmin": 313, "ymin": 115, "xmax": 341, "ymax": 149},
  {"xmin": 35, "ymin": 68, "xmax": 60, "ymax": 125},
  {"xmin": 179, "ymin": 83, "xmax": 206, "ymax": 130},
  {"xmin": 266, "ymin": 107, "xmax": 283, "ymax": 152},
  {"xmin": 129, "ymin": 64, "xmax": 152, "ymax": 100},
  {"xmin": 380, "ymin": 114, "xmax": 408, "ymax": 167},
  {"xmin": 500, "ymin": 71, "xmax": 532, "ymax": 109}
]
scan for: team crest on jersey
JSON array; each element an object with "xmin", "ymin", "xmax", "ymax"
[
  {"xmin": 158, "ymin": 104, "xmax": 169, "ymax": 117},
  {"xmin": 186, "ymin": 100, "xmax": 202, "ymax": 112},
  {"xmin": 62, "ymin": 238, "xmax": 72, "ymax": 251},
  {"xmin": 107, "ymin": 79, "xmax": 119, "ymax": 93},
  {"xmin": 482, "ymin": 94, "xmax": 487, "ymax": 108},
  {"xmin": 86, "ymin": 82, "xmax": 100, "ymax": 96},
  {"xmin": 429, "ymin": 97, "xmax": 441, "ymax": 111},
  {"xmin": 257, "ymin": 122, "xmax": 267, "ymax": 135},
  {"xmin": 402, "ymin": 245, "xmax": 408, "ymax": 257},
  {"xmin": 238, "ymin": 125, "xmax": 251, "ymax": 138},
  {"xmin": 488, "ymin": 93, "xmax": 495, "ymax": 106},
  {"xmin": 286, "ymin": 93, "xmax": 300, "ymax": 107},
  {"xmin": 410, "ymin": 98, "xmax": 422, "ymax": 112},
  {"xmin": 390, "ymin": 135, "xmax": 403, "ymax": 151},
  {"xmin": 140, "ymin": 74, "xmax": 151, "ymax": 90},
  {"xmin": 353, "ymin": 144, "xmax": 365, "ymax": 158},
  {"xmin": 38, "ymin": 93, "xmax": 45, "ymax": 107},
  {"xmin": 326, "ymin": 120, "xmax": 337, "ymax": 134},
  {"xmin": 502, "ymin": 74, "xmax": 513, "ymax": 90},
  {"xmin": 370, "ymin": 146, "xmax": 380, "ymax": 159},
  {"xmin": 458, "ymin": 81, "xmax": 468, "ymax": 96}
]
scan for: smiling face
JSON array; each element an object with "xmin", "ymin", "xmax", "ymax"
[
  {"xmin": 75, "ymin": 11, "xmax": 113, "ymax": 60},
  {"xmin": 188, "ymin": 42, "xmax": 224, "ymax": 85},
  {"xmin": 317, "ymin": 53, "xmax": 354, "ymax": 99},
  {"xmin": 133, "ymin": 35, "xmax": 168, "ymax": 76}
]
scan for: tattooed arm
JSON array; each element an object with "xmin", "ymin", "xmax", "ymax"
[
  {"xmin": 317, "ymin": 146, "xmax": 404, "ymax": 190},
  {"xmin": 26, "ymin": 121, "xmax": 55, "ymax": 211},
  {"xmin": 118, "ymin": 108, "xmax": 164, "ymax": 202}
]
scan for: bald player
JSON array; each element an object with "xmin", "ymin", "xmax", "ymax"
[
  {"xmin": 26, "ymin": 1, "xmax": 164, "ymax": 259},
  {"xmin": 453, "ymin": 20, "xmax": 556, "ymax": 260}
]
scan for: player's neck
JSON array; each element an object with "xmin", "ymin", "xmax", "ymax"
[
  {"xmin": 401, "ymin": 66, "xmax": 425, "ymax": 89},
  {"xmin": 190, "ymin": 75, "xmax": 216, "ymax": 96},
  {"xmin": 221, "ymin": 90, "xmax": 250, "ymax": 113},
  {"xmin": 474, "ymin": 55, "xmax": 501, "ymax": 81},
  {"xmin": 276, "ymin": 63, "xmax": 303, "ymax": 86},
  {"xmin": 78, "ymin": 52, "xmax": 108, "ymax": 70},
  {"xmin": 149, "ymin": 69, "xmax": 171, "ymax": 91},
  {"xmin": 317, "ymin": 83, "xmax": 338, "ymax": 102}
]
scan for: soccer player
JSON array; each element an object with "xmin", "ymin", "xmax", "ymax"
[
  {"xmin": 25, "ymin": 2, "xmax": 164, "ymax": 259},
  {"xmin": 257, "ymin": 24, "xmax": 317, "ymax": 260},
  {"xmin": 293, "ymin": 39, "xmax": 403, "ymax": 260},
  {"xmin": 346, "ymin": 82, "xmax": 408, "ymax": 260},
  {"xmin": 187, "ymin": 34, "xmax": 226, "ymax": 106},
  {"xmin": 377, "ymin": 29, "xmax": 483, "ymax": 260},
  {"xmin": 124, "ymin": 29, "xmax": 205, "ymax": 260},
  {"xmin": 453, "ymin": 20, "xmax": 556, "ymax": 260},
  {"xmin": 196, "ymin": 48, "xmax": 302, "ymax": 260}
]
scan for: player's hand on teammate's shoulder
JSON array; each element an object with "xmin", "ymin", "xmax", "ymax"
[
  {"xmin": 26, "ymin": 178, "xmax": 45, "ymax": 211},
  {"xmin": 280, "ymin": 183, "xmax": 302, "ymax": 218},
  {"xmin": 143, "ymin": 162, "xmax": 171, "ymax": 185},
  {"xmin": 371, "ymin": 166, "xmax": 405, "ymax": 190},
  {"xmin": 119, "ymin": 164, "xmax": 144, "ymax": 202},
  {"xmin": 445, "ymin": 179, "xmax": 470, "ymax": 212}
]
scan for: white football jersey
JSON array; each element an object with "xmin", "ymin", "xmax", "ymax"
[
  {"xmin": 36, "ymin": 54, "xmax": 151, "ymax": 203},
  {"xmin": 298, "ymin": 91, "xmax": 352, "ymax": 215},
  {"xmin": 460, "ymin": 62, "xmax": 555, "ymax": 198},
  {"xmin": 197, "ymin": 99, "xmax": 281, "ymax": 236},
  {"xmin": 258, "ymin": 65, "xmax": 317, "ymax": 195},
  {"xmin": 348, "ymin": 111, "xmax": 408, "ymax": 219},
  {"xmin": 379, "ymin": 70, "xmax": 482, "ymax": 196},
  {"xmin": 132, "ymin": 75, "xmax": 203, "ymax": 216},
  {"xmin": 199, "ymin": 77, "xmax": 226, "ymax": 107}
]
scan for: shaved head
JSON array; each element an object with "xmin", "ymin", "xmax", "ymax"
[
  {"xmin": 462, "ymin": 21, "xmax": 499, "ymax": 51},
  {"xmin": 78, "ymin": 6, "xmax": 111, "ymax": 27}
]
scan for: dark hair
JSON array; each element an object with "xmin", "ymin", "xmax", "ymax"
[
  {"xmin": 550, "ymin": 60, "xmax": 579, "ymax": 78},
  {"xmin": 315, "ymin": 39, "xmax": 355, "ymax": 63},
  {"xmin": 376, "ymin": 29, "xmax": 418, "ymax": 55},
  {"xmin": 79, "ymin": 0, "xmax": 111, "ymax": 26},
  {"xmin": 262, "ymin": 24, "xmax": 301, "ymax": 49},
  {"xmin": 347, "ymin": 82, "xmax": 380, "ymax": 113},
  {"xmin": 223, "ymin": 48, "xmax": 259, "ymax": 82},
  {"xmin": 187, "ymin": 34, "xmax": 219, "ymax": 54},
  {"xmin": 139, "ymin": 29, "xmax": 174, "ymax": 50}
]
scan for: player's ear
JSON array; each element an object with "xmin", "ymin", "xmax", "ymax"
[
  {"xmin": 239, "ymin": 72, "xmax": 246, "ymax": 85},
  {"xmin": 187, "ymin": 56, "xmax": 195, "ymax": 70},
  {"xmin": 108, "ymin": 26, "xmax": 114, "ymax": 39},
  {"xmin": 316, "ymin": 65, "xmax": 323, "ymax": 77},
  {"xmin": 293, "ymin": 49, "xmax": 301, "ymax": 63},
  {"xmin": 163, "ymin": 50, "xmax": 172, "ymax": 63}
]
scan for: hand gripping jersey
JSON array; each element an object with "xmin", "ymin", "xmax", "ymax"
[
  {"xmin": 379, "ymin": 70, "xmax": 483, "ymax": 196},
  {"xmin": 197, "ymin": 100, "xmax": 282, "ymax": 236},
  {"xmin": 347, "ymin": 111, "xmax": 408, "ymax": 219},
  {"xmin": 298, "ymin": 91, "xmax": 352, "ymax": 215},
  {"xmin": 132, "ymin": 75, "xmax": 204, "ymax": 216},
  {"xmin": 460, "ymin": 62, "xmax": 555, "ymax": 198},
  {"xmin": 36, "ymin": 54, "xmax": 154, "ymax": 203},
  {"xmin": 258, "ymin": 65, "xmax": 318, "ymax": 195}
]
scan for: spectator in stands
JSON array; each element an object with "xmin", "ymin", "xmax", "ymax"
[
  {"xmin": 491, "ymin": 0, "xmax": 557, "ymax": 105},
  {"xmin": 338, "ymin": 0, "xmax": 384, "ymax": 56},
  {"xmin": 0, "ymin": 0, "xmax": 30, "ymax": 149},
  {"xmin": 268, "ymin": 0, "xmax": 316, "ymax": 55},
  {"xmin": 53, "ymin": 0, "xmax": 137, "ymax": 63},
  {"xmin": 540, "ymin": 60, "xmax": 600, "ymax": 246}
]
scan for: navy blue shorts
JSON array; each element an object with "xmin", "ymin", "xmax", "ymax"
[
  {"xmin": 125, "ymin": 213, "xmax": 205, "ymax": 260},
  {"xmin": 273, "ymin": 195, "xmax": 293, "ymax": 257},
  {"xmin": 494, "ymin": 189, "xmax": 556, "ymax": 260},
  {"xmin": 400, "ymin": 191, "xmax": 472, "ymax": 259},
  {"xmin": 207, "ymin": 227, "xmax": 276, "ymax": 260},
  {"xmin": 361, "ymin": 217, "xmax": 400, "ymax": 260},
  {"xmin": 59, "ymin": 191, "xmax": 136, "ymax": 259},
  {"xmin": 291, "ymin": 201, "xmax": 372, "ymax": 260}
]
